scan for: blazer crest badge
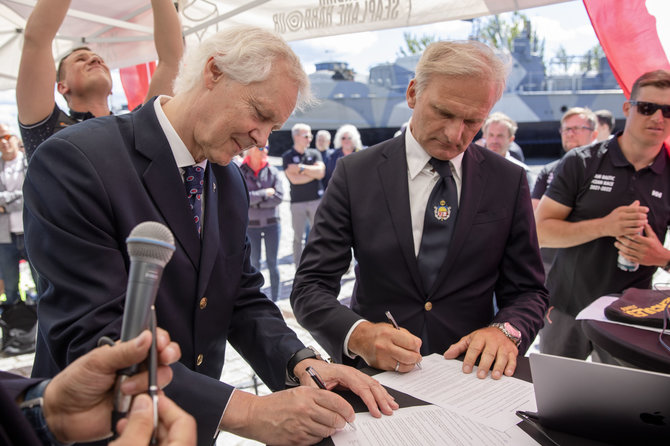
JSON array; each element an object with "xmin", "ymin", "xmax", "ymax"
[{"xmin": 434, "ymin": 199, "xmax": 451, "ymax": 221}]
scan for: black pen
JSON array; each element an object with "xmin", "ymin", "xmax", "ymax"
[
  {"xmin": 385, "ymin": 310, "xmax": 422, "ymax": 369},
  {"xmin": 305, "ymin": 366, "xmax": 356, "ymax": 431},
  {"xmin": 149, "ymin": 306, "xmax": 158, "ymax": 445}
]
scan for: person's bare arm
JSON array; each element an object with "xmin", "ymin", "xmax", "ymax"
[
  {"xmin": 143, "ymin": 0, "xmax": 183, "ymax": 102},
  {"xmin": 535, "ymin": 196, "xmax": 648, "ymax": 248},
  {"xmin": 16, "ymin": 0, "xmax": 70, "ymax": 125},
  {"xmin": 285, "ymin": 162, "xmax": 325, "ymax": 185}
]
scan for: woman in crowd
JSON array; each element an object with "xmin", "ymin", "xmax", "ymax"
[
  {"xmin": 323, "ymin": 124, "xmax": 363, "ymax": 189},
  {"xmin": 239, "ymin": 145, "xmax": 283, "ymax": 301}
]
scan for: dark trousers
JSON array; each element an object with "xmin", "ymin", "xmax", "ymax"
[
  {"xmin": 248, "ymin": 224, "xmax": 280, "ymax": 301},
  {"xmin": 0, "ymin": 233, "xmax": 36, "ymax": 305}
]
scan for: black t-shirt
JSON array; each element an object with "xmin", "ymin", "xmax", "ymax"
[
  {"xmin": 282, "ymin": 147, "xmax": 323, "ymax": 203},
  {"xmin": 545, "ymin": 134, "xmax": 670, "ymax": 316},
  {"xmin": 531, "ymin": 159, "xmax": 561, "ymax": 200},
  {"xmin": 19, "ymin": 104, "xmax": 96, "ymax": 161}
]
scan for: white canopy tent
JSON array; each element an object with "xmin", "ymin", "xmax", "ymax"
[{"xmin": 0, "ymin": 0, "xmax": 569, "ymax": 90}]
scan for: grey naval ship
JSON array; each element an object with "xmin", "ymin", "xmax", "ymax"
[{"xmin": 270, "ymin": 36, "xmax": 626, "ymax": 158}]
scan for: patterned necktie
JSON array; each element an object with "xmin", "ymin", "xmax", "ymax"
[
  {"xmin": 183, "ymin": 165, "xmax": 205, "ymax": 235},
  {"xmin": 417, "ymin": 158, "xmax": 459, "ymax": 290}
]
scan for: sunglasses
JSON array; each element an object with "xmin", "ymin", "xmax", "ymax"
[
  {"xmin": 0, "ymin": 134, "xmax": 13, "ymax": 141},
  {"xmin": 630, "ymin": 100, "xmax": 670, "ymax": 118},
  {"xmin": 258, "ymin": 146, "xmax": 268, "ymax": 152}
]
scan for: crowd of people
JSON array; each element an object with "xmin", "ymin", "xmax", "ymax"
[{"xmin": 1, "ymin": 1, "xmax": 670, "ymax": 445}]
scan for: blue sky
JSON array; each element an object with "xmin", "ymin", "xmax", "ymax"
[{"xmin": 0, "ymin": 0, "xmax": 597, "ymax": 131}]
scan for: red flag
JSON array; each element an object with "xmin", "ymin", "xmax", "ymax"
[
  {"xmin": 120, "ymin": 61, "xmax": 157, "ymax": 112},
  {"xmin": 583, "ymin": 0, "xmax": 670, "ymax": 99}
]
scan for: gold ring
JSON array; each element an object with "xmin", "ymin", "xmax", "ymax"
[{"xmin": 394, "ymin": 361, "xmax": 400, "ymax": 372}]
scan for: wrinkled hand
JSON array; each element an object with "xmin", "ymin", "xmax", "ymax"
[
  {"xmin": 112, "ymin": 393, "xmax": 196, "ymax": 446},
  {"xmin": 223, "ymin": 385, "xmax": 355, "ymax": 445},
  {"xmin": 601, "ymin": 200, "xmax": 648, "ymax": 238},
  {"xmin": 443, "ymin": 327, "xmax": 518, "ymax": 379},
  {"xmin": 43, "ymin": 328, "xmax": 181, "ymax": 444},
  {"xmin": 348, "ymin": 321, "xmax": 422, "ymax": 372},
  {"xmin": 615, "ymin": 223, "xmax": 669, "ymax": 267},
  {"xmin": 295, "ymin": 359, "xmax": 398, "ymax": 418}
]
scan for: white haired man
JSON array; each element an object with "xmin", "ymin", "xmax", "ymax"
[
  {"xmin": 24, "ymin": 26, "xmax": 397, "ymax": 446},
  {"xmin": 292, "ymin": 40, "xmax": 548, "ymax": 380}
]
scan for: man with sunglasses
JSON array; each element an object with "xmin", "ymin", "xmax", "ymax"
[{"xmin": 535, "ymin": 70, "xmax": 670, "ymax": 361}]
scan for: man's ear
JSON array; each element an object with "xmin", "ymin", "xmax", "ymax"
[
  {"xmin": 204, "ymin": 57, "xmax": 224, "ymax": 89},
  {"xmin": 56, "ymin": 81, "xmax": 69, "ymax": 97},
  {"xmin": 406, "ymin": 79, "xmax": 417, "ymax": 109}
]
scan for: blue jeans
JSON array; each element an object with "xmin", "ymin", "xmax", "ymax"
[
  {"xmin": 248, "ymin": 224, "xmax": 280, "ymax": 301},
  {"xmin": 0, "ymin": 233, "xmax": 37, "ymax": 305}
]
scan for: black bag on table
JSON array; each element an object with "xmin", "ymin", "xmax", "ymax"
[{"xmin": 604, "ymin": 288, "xmax": 669, "ymax": 329}]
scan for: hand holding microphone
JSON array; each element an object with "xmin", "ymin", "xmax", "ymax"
[{"xmin": 113, "ymin": 222, "xmax": 175, "ymax": 434}]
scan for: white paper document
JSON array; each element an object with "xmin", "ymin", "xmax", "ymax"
[
  {"xmin": 373, "ymin": 353, "xmax": 536, "ymax": 432},
  {"xmin": 575, "ymin": 295, "xmax": 664, "ymax": 333},
  {"xmin": 331, "ymin": 405, "xmax": 539, "ymax": 446}
]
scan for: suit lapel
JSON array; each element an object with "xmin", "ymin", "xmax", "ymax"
[
  {"xmin": 197, "ymin": 165, "xmax": 220, "ymax": 297},
  {"xmin": 133, "ymin": 100, "xmax": 201, "ymax": 268},
  {"xmin": 430, "ymin": 145, "xmax": 486, "ymax": 293},
  {"xmin": 378, "ymin": 139, "xmax": 424, "ymax": 293}
]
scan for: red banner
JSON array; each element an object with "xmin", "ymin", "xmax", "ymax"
[
  {"xmin": 120, "ymin": 61, "xmax": 156, "ymax": 112},
  {"xmin": 583, "ymin": 0, "xmax": 670, "ymax": 99}
]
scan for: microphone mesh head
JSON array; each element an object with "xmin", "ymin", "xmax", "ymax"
[{"xmin": 126, "ymin": 221, "xmax": 176, "ymax": 267}]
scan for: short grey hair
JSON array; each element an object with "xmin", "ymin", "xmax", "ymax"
[
  {"xmin": 334, "ymin": 124, "xmax": 362, "ymax": 151},
  {"xmin": 483, "ymin": 112, "xmax": 518, "ymax": 137},
  {"xmin": 174, "ymin": 26, "xmax": 313, "ymax": 110},
  {"xmin": 560, "ymin": 107, "xmax": 597, "ymax": 130},
  {"xmin": 291, "ymin": 123, "xmax": 312, "ymax": 138},
  {"xmin": 413, "ymin": 40, "xmax": 509, "ymax": 101}
]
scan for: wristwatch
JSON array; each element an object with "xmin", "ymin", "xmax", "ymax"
[
  {"xmin": 490, "ymin": 322, "xmax": 522, "ymax": 347},
  {"xmin": 663, "ymin": 259, "xmax": 670, "ymax": 272},
  {"xmin": 287, "ymin": 346, "xmax": 322, "ymax": 384},
  {"xmin": 298, "ymin": 164, "xmax": 305, "ymax": 174},
  {"xmin": 20, "ymin": 379, "xmax": 73, "ymax": 446}
]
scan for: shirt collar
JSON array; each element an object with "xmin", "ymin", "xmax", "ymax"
[
  {"xmin": 608, "ymin": 131, "xmax": 667, "ymax": 174},
  {"xmin": 405, "ymin": 126, "xmax": 463, "ymax": 181},
  {"xmin": 153, "ymin": 96, "xmax": 206, "ymax": 170}
]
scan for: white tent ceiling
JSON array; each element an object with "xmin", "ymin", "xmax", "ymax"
[{"xmin": 0, "ymin": 0, "xmax": 569, "ymax": 90}]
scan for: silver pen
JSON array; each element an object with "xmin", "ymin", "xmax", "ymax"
[{"xmin": 385, "ymin": 311, "xmax": 422, "ymax": 369}]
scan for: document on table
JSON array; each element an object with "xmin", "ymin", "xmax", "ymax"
[
  {"xmin": 373, "ymin": 353, "xmax": 536, "ymax": 432},
  {"xmin": 331, "ymin": 405, "xmax": 539, "ymax": 446},
  {"xmin": 575, "ymin": 295, "xmax": 664, "ymax": 333}
]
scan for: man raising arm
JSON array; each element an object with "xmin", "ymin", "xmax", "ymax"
[{"xmin": 16, "ymin": 0, "xmax": 183, "ymax": 159}]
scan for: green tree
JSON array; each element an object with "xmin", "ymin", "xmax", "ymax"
[
  {"xmin": 472, "ymin": 12, "xmax": 545, "ymax": 60},
  {"xmin": 581, "ymin": 44, "xmax": 605, "ymax": 72},
  {"xmin": 555, "ymin": 45, "xmax": 570, "ymax": 73},
  {"xmin": 397, "ymin": 32, "xmax": 437, "ymax": 56}
]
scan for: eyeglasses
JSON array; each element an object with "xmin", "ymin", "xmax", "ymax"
[
  {"xmin": 0, "ymin": 134, "xmax": 13, "ymax": 141},
  {"xmin": 258, "ymin": 146, "xmax": 268, "ymax": 152},
  {"xmin": 559, "ymin": 126, "xmax": 594, "ymax": 134},
  {"xmin": 629, "ymin": 100, "xmax": 670, "ymax": 118}
]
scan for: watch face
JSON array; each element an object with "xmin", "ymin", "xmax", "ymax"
[{"xmin": 504, "ymin": 322, "xmax": 521, "ymax": 338}]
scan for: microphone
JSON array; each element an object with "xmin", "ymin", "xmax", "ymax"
[{"xmin": 113, "ymin": 221, "xmax": 175, "ymax": 425}]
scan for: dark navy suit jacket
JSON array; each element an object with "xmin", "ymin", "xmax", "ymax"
[
  {"xmin": 291, "ymin": 135, "xmax": 548, "ymax": 362},
  {"xmin": 0, "ymin": 373, "xmax": 42, "ymax": 445},
  {"xmin": 24, "ymin": 98, "xmax": 305, "ymax": 444}
]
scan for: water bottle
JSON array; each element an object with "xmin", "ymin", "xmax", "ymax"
[
  {"xmin": 617, "ymin": 253, "xmax": 639, "ymax": 272},
  {"xmin": 617, "ymin": 231, "xmax": 640, "ymax": 272}
]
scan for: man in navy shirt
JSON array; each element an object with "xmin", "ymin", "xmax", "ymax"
[{"xmin": 535, "ymin": 70, "xmax": 670, "ymax": 361}]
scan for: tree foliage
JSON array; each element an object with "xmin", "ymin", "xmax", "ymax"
[
  {"xmin": 472, "ymin": 12, "xmax": 545, "ymax": 59},
  {"xmin": 397, "ymin": 32, "xmax": 437, "ymax": 56}
]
